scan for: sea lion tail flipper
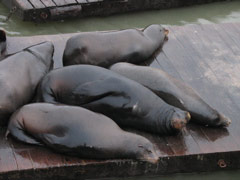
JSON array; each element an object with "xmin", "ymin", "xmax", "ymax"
[
  {"xmin": 7, "ymin": 125, "xmax": 42, "ymax": 145},
  {"xmin": 218, "ymin": 113, "xmax": 231, "ymax": 127}
]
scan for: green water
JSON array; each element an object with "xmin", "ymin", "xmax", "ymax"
[
  {"xmin": 99, "ymin": 170, "xmax": 240, "ymax": 180},
  {"xmin": 1, "ymin": 0, "xmax": 240, "ymax": 179},
  {"xmin": 0, "ymin": 1, "xmax": 240, "ymax": 36}
]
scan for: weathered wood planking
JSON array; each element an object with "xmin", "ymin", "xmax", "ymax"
[
  {"xmin": 1, "ymin": 23, "xmax": 240, "ymax": 179},
  {"xmin": 1, "ymin": 0, "xmax": 229, "ymax": 22}
]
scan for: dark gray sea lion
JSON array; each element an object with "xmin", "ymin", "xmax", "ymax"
[
  {"xmin": 0, "ymin": 42, "xmax": 54, "ymax": 126},
  {"xmin": 110, "ymin": 63, "xmax": 231, "ymax": 127},
  {"xmin": 37, "ymin": 65, "xmax": 190, "ymax": 135},
  {"xmin": 63, "ymin": 24, "xmax": 169, "ymax": 68},
  {"xmin": 6, "ymin": 103, "xmax": 159, "ymax": 163},
  {"xmin": 0, "ymin": 30, "xmax": 6, "ymax": 57}
]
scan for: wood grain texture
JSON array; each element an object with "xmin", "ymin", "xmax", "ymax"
[
  {"xmin": 28, "ymin": 0, "xmax": 45, "ymax": 9},
  {"xmin": 1, "ymin": 23, "xmax": 240, "ymax": 179},
  {"xmin": 40, "ymin": 0, "xmax": 56, "ymax": 7},
  {"xmin": 14, "ymin": 0, "xmax": 33, "ymax": 10}
]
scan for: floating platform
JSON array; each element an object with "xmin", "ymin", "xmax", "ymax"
[
  {"xmin": 1, "ymin": 23, "xmax": 240, "ymax": 179},
  {"xmin": 1, "ymin": 0, "xmax": 229, "ymax": 22}
]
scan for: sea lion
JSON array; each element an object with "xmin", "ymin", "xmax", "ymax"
[
  {"xmin": 110, "ymin": 63, "xmax": 231, "ymax": 127},
  {"xmin": 6, "ymin": 103, "xmax": 159, "ymax": 163},
  {"xmin": 0, "ymin": 30, "xmax": 6, "ymax": 57},
  {"xmin": 36, "ymin": 65, "xmax": 190, "ymax": 135},
  {"xmin": 0, "ymin": 41, "xmax": 54, "ymax": 126},
  {"xmin": 63, "ymin": 24, "xmax": 169, "ymax": 68}
]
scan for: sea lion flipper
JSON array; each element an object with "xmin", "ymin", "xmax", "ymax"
[
  {"xmin": 8, "ymin": 125, "xmax": 42, "ymax": 145},
  {"xmin": 73, "ymin": 78, "xmax": 121, "ymax": 98}
]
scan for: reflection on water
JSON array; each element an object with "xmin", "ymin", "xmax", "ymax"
[{"xmin": 0, "ymin": 1, "xmax": 240, "ymax": 36}]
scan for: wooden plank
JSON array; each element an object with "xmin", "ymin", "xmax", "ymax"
[
  {"xmin": 14, "ymin": 0, "xmax": 33, "ymax": 10},
  {"xmin": 157, "ymin": 26, "xmax": 239, "ymax": 153},
  {"xmin": 28, "ymin": 0, "xmax": 45, "ymax": 9},
  {"xmin": 40, "ymin": 0, "xmax": 57, "ymax": 7},
  {"xmin": 63, "ymin": 155, "xmax": 83, "ymax": 166},
  {"xmin": 52, "ymin": 0, "xmax": 69, "ymax": 6},
  {"xmin": 88, "ymin": 0, "xmax": 100, "ymax": 2},
  {"xmin": 167, "ymin": 25, "xmax": 240, "ymax": 151},
  {"xmin": 0, "ymin": 148, "xmax": 18, "ymax": 173},
  {"xmin": 165, "ymin": 131, "xmax": 202, "ymax": 156},
  {"xmin": 50, "ymin": 5, "xmax": 82, "ymax": 20},
  {"xmin": 171, "ymin": 24, "xmax": 240, "ymax": 140},
  {"xmin": 52, "ymin": 0, "xmax": 77, "ymax": 6},
  {"xmin": 76, "ymin": 0, "xmax": 88, "ymax": 3},
  {"xmin": 186, "ymin": 124, "xmax": 218, "ymax": 153},
  {"xmin": 28, "ymin": 147, "xmax": 51, "ymax": 169},
  {"xmin": 182, "ymin": 24, "xmax": 240, "ymax": 149},
  {"xmin": 199, "ymin": 24, "xmax": 240, "ymax": 103},
  {"xmin": 1, "ymin": 23, "xmax": 240, "ymax": 179},
  {"xmin": 173, "ymin": 24, "xmax": 239, "ymax": 113},
  {"xmin": 0, "ymin": 129, "xmax": 18, "ymax": 173},
  {"xmin": 66, "ymin": 0, "xmax": 78, "ymax": 4},
  {"xmin": 8, "ymin": 137, "xmax": 34, "ymax": 171},
  {"xmin": 215, "ymin": 24, "xmax": 240, "ymax": 55}
]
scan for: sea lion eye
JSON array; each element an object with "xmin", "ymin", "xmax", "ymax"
[{"xmin": 138, "ymin": 144, "xmax": 143, "ymax": 148}]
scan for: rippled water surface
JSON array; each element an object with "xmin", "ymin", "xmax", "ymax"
[{"xmin": 0, "ymin": 1, "xmax": 240, "ymax": 36}]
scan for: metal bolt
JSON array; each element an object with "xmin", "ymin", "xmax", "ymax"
[
  {"xmin": 40, "ymin": 12, "xmax": 48, "ymax": 20},
  {"xmin": 218, "ymin": 159, "xmax": 227, "ymax": 168}
]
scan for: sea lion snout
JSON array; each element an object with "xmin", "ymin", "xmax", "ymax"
[
  {"xmin": 164, "ymin": 28, "xmax": 169, "ymax": 36},
  {"xmin": 164, "ymin": 28, "xmax": 169, "ymax": 41},
  {"xmin": 138, "ymin": 143, "xmax": 159, "ymax": 164},
  {"xmin": 143, "ymin": 152, "xmax": 159, "ymax": 164},
  {"xmin": 217, "ymin": 113, "xmax": 232, "ymax": 127},
  {"xmin": 171, "ymin": 110, "xmax": 190, "ymax": 131}
]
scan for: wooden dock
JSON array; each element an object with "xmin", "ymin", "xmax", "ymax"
[
  {"xmin": 1, "ymin": 23, "xmax": 240, "ymax": 179},
  {"xmin": 1, "ymin": 0, "xmax": 228, "ymax": 22}
]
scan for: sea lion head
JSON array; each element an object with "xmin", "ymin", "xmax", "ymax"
[
  {"xmin": 143, "ymin": 24, "xmax": 169, "ymax": 45},
  {"xmin": 133, "ymin": 137, "xmax": 159, "ymax": 164}
]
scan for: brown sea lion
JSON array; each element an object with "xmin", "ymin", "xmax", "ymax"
[
  {"xmin": 36, "ymin": 65, "xmax": 190, "ymax": 135},
  {"xmin": 0, "ymin": 42, "xmax": 54, "ymax": 126},
  {"xmin": 6, "ymin": 103, "xmax": 159, "ymax": 163},
  {"xmin": 110, "ymin": 63, "xmax": 231, "ymax": 127},
  {"xmin": 63, "ymin": 24, "xmax": 169, "ymax": 68}
]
